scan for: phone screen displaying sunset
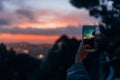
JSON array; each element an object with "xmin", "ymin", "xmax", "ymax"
[{"xmin": 83, "ymin": 27, "xmax": 95, "ymax": 39}]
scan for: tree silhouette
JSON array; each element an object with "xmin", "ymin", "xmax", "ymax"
[
  {"xmin": 70, "ymin": 0, "xmax": 120, "ymax": 52},
  {"xmin": 41, "ymin": 35, "xmax": 80, "ymax": 80},
  {"xmin": 0, "ymin": 43, "xmax": 42, "ymax": 80},
  {"xmin": 70, "ymin": 0, "xmax": 99, "ymax": 9}
]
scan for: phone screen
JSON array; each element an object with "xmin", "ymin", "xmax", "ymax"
[{"xmin": 83, "ymin": 26, "xmax": 95, "ymax": 51}]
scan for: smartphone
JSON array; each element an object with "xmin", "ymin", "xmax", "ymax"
[{"xmin": 82, "ymin": 26, "xmax": 96, "ymax": 52}]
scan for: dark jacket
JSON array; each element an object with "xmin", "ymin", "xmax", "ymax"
[{"xmin": 67, "ymin": 62, "xmax": 89, "ymax": 80}]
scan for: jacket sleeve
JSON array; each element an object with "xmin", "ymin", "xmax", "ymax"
[{"xmin": 67, "ymin": 62, "xmax": 89, "ymax": 80}]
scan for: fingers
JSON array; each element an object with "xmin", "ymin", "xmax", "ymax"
[
  {"xmin": 75, "ymin": 45, "xmax": 90, "ymax": 63},
  {"xmin": 84, "ymin": 45, "xmax": 91, "ymax": 49},
  {"xmin": 79, "ymin": 41, "xmax": 83, "ymax": 49},
  {"xmin": 79, "ymin": 41, "xmax": 91, "ymax": 49},
  {"xmin": 84, "ymin": 45, "xmax": 91, "ymax": 52},
  {"xmin": 75, "ymin": 42, "xmax": 92, "ymax": 63}
]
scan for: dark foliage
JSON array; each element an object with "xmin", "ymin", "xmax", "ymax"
[
  {"xmin": 70, "ymin": 0, "xmax": 99, "ymax": 9},
  {"xmin": 0, "ymin": 43, "xmax": 41, "ymax": 80}
]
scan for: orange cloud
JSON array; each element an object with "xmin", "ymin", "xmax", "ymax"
[
  {"xmin": 12, "ymin": 20, "xmax": 70, "ymax": 29},
  {"xmin": 0, "ymin": 33, "xmax": 59, "ymax": 44}
]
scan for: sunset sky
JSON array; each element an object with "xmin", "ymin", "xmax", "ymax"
[{"xmin": 0, "ymin": 0, "xmax": 98, "ymax": 44}]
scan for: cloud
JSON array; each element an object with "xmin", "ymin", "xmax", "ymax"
[
  {"xmin": 0, "ymin": 5, "xmax": 3, "ymax": 12},
  {"xmin": 16, "ymin": 9, "xmax": 34, "ymax": 20},
  {"xmin": 0, "ymin": 0, "xmax": 4, "ymax": 12},
  {"xmin": 0, "ymin": 0, "xmax": 98, "ymax": 30},
  {"xmin": 0, "ymin": 9, "xmax": 96, "ymax": 29},
  {"xmin": 0, "ymin": 18, "xmax": 10, "ymax": 25},
  {"xmin": 0, "ymin": 26, "xmax": 82, "ymax": 36}
]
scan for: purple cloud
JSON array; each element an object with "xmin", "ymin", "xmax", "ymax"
[
  {"xmin": 0, "ymin": 26, "xmax": 82, "ymax": 36},
  {"xmin": 0, "ymin": 18, "xmax": 10, "ymax": 25},
  {"xmin": 16, "ymin": 9, "xmax": 34, "ymax": 20}
]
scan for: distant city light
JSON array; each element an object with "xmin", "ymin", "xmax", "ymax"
[
  {"xmin": 23, "ymin": 49, "xmax": 29, "ymax": 54},
  {"xmin": 13, "ymin": 48, "xmax": 29, "ymax": 54},
  {"xmin": 6, "ymin": 46, "xmax": 10, "ymax": 51},
  {"xmin": 38, "ymin": 54, "xmax": 44, "ymax": 59}
]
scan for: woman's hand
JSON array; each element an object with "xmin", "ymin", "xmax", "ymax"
[{"xmin": 75, "ymin": 42, "xmax": 91, "ymax": 63}]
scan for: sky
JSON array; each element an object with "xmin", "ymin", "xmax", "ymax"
[{"xmin": 0, "ymin": 0, "xmax": 98, "ymax": 44}]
